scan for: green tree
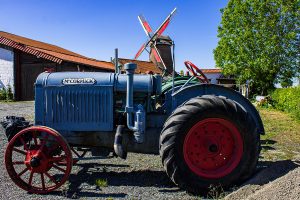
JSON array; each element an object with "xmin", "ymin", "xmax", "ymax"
[{"xmin": 214, "ymin": 0, "xmax": 299, "ymax": 94}]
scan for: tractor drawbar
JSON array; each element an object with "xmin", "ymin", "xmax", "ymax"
[{"xmin": 114, "ymin": 125, "xmax": 127, "ymax": 159}]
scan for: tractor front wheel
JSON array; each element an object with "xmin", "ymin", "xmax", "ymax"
[
  {"xmin": 5, "ymin": 126, "xmax": 73, "ymax": 194},
  {"xmin": 159, "ymin": 95, "xmax": 260, "ymax": 194}
]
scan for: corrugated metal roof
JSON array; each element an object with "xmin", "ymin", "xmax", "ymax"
[
  {"xmin": 0, "ymin": 31, "xmax": 115, "ymax": 71},
  {"xmin": 118, "ymin": 58, "xmax": 161, "ymax": 74}
]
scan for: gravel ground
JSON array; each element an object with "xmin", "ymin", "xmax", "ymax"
[
  {"xmin": 225, "ymin": 160, "xmax": 300, "ymax": 200},
  {"xmin": 0, "ymin": 101, "xmax": 299, "ymax": 200}
]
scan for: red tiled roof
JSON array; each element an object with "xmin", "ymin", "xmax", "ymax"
[
  {"xmin": 0, "ymin": 36, "xmax": 63, "ymax": 63},
  {"xmin": 201, "ymin": 69, "xmax": 221, "ymax": 73},
  {"xmin": 0, "ymin": 31, "xmax": 114, "ymax": 71},
  {"xmin": 118, "ymin": 58, "xmax": 161, "ymax": 74},
  {"xmin": 31, "ymin": 47, "xmax": 114, "ymax": 70}
]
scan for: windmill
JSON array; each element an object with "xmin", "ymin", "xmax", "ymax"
[
  {"xmin": 134, "ymin": 8, "xmax": 177, "ymax": 75},
  {"xmin": 134, "ymin": 8, "xmax": 209, "ymax": 83}
]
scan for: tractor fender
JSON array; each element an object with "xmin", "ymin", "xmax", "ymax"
[{"xmin": 164, "ymin": 84, "xmax": 265, "ymax": 134}]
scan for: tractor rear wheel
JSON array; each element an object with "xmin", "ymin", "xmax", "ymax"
[{"xmin": 159, "ymin": 95, "xmax": 260, "ymax": 194}]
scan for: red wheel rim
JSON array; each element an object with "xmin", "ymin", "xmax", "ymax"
[
  {"xmin": 5, "ymin": 126, "xmax": 73, "ymax": 194},
  {"xmin": 183, "ymin": 118, "xmax": 243, "ymax": 179}
]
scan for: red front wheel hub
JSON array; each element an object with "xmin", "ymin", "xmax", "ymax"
[{"xmin": 183, "ymin": 118, "xmax": 243, "ymax": 179}]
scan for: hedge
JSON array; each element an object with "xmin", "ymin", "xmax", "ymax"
[{"xmin": 271, "ymin": 86, "xmax": 300, "ymax": 119}]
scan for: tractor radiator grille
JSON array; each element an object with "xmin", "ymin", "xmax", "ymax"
[{"xmin": 42, "ymin": 86, "xmax": 113, "ymax": 131}]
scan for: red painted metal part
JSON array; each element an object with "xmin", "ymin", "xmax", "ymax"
[
  {"xmin": 5, "ymin": 126, "xmax": 72, "ymax": 194},
  {"xmin": 184, "ymin": 61, "xmax": 210, "ymax": 83},
  {"xmin": 183, "ymin": 118, "xmax": 243, "ymax": 179}
]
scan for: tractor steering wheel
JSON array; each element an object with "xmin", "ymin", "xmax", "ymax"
[{"xmin": 184, "ymin": 61, "xmax": 209, "ymax": 83}]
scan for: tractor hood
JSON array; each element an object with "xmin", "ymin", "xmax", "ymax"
[{"xmin": 36, "ymin": 72, "xmax": 161, "ymax": 95}]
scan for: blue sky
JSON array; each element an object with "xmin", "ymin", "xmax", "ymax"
[{"xmin": 0, "ymin": 0, "xmax": 228, "ymax": 71}]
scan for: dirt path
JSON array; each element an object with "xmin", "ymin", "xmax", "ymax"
[{"xmin": 0, "ymin": 102, "xmax": 299, "ymax": 199}]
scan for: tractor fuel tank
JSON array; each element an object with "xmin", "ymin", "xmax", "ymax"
[{"xmin": 35, "ymin": 71, "xmax": 161, "ymax": 132}]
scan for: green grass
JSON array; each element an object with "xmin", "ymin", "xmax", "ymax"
[
  {"xmin": 95, "ymin": 178, "xmax": 108, "ymax": 187},
  {"xmin": 258, "ymin": 107, "xmax": 300, "ymax": 161}
]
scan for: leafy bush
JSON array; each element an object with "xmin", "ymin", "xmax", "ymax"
[
  {"xmin": 6, "ymin": 86, "xmax": 13, "ymax": 100},
  {"xmin": 271, "ymin": 86, "xmax": 300, "ymax": 119},
  {"xmin": 0, "ymin": 88, "xmax": 7, "ymax": 100},
  {"xmin": 0, "ymin": 86, "xmax": 14, "ymax": 101}
]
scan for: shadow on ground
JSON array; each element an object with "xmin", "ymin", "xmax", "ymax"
[
  {"xmin": 36, "ymin": 160, "xmax": 299, "ymax": 199},
  {"xmin": 46, "ymin": 162, "xmax": 176, "ymax": 198},
  {"xmin": 260, "ymin": 139, "xmax": 277, "ymax": 150}
]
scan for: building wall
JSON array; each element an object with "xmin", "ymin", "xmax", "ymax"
[
  {"xmin": 18, "ymin": 51, "xmax": 56, "ymax": 100},
  {"xmin": 204, "ymin": 72, "xmax": 221, "ymax": 84},
  {"xmin": 0, "ymin": 46, "xmax": 14, "ymax": 94}
]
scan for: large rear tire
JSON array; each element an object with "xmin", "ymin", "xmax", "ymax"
[{"xmin": 159, "ymin": 95, "xmax": 260, "ymax": 194}]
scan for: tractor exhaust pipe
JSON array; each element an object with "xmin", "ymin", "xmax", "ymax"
[
  {"xmin": 124, "ymin": 63, "xmax": 137, "ymax": 133},
  {"xmin": 124, "ymin": 63, "xmax": 145, "ymax": 143},
  {"xmin": 114, "ymin": 125, "xmax": 127, "ymax": 159}
]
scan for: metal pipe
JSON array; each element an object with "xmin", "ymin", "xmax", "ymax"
[
  {"xmin": 176, "ymin": 76, "xmax": 195, "ymax": 94},
  {"xmin": 124, "ymin": 63, "xmax": 145, "ymax": 143},
  {"xmin": 124, "ymin": 63, "xmax": 138, "ymax": 132},
  {"xmin": 115, "ymin": 48, "xmax": 119, "ymax": 73},
  {"xmin": 171, "ymin": 42, "xmax": 175, "ymax": 109}
]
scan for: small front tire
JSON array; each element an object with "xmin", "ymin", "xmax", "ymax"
[{"xmin": 5, "ymin": 126, "xmax": 73, "ymax": 194}]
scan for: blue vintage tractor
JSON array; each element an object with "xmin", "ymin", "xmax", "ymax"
[{"xmin": 2, "ymin": 8, "xmax": 263, "ymax": 194}]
